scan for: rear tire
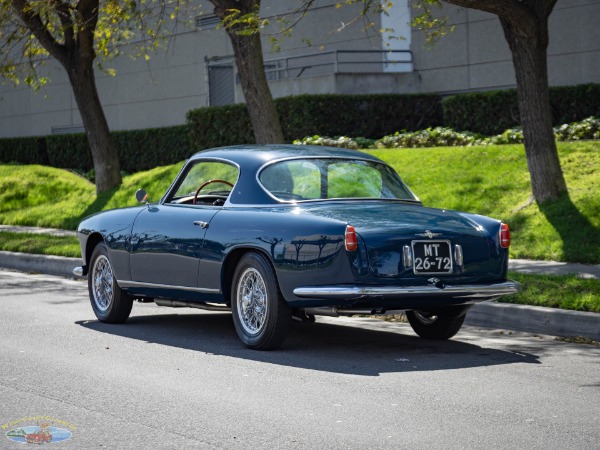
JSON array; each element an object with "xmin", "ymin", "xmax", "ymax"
[
  {"xmin": 231, "ymin": 253, "xmax": 291, "ymax": 350},
  {"xmin": 88, "ymin": 242, "xmax": 133, "ymax": 324},
  {"xmin": 406, "ymin": 309, "xmax": 466, "ymax": 340}
]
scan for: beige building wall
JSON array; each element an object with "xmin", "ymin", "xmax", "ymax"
[
  {"xmin": 412, "ymin": 0, "xmax": 600, "ymax": 94},
  {"xmin": 0, "ymin": 0, "xmax": 598, "ymax": 138}
]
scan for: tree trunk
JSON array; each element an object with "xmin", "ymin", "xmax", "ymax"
[
  {"xmin": 499, "ymin": 12, "xmax": 567, "ymax": 203},
  {"xmin": 443, "ymin": 0, "xmax": 567, "ymax": 203},
  {"xmin": 213, "ymin": 0, "xmax": 284, "ymax": 144},
  {"xmin": 66, "ymin": 58, "xmax": 122, "ymax": 194},
  {"xmin": 10, "ymin": 0, "xmax": 122, "ymax": 194}
]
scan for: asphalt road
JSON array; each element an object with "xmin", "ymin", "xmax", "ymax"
[{"xmin": 1, "ymin": 269, "xmax": 599, "ymax": 449}]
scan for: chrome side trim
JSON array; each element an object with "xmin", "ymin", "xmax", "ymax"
[
  {"xmin": 118, "ymin": 280, "xmax": 221, "ymax": 294},
  {"xmin": 73, "ymin": 266, "xmax": 85, "ymax": 277},
  {"xmin": 293, "ymin": 281, "xmax": 520, "ymax": 299}
]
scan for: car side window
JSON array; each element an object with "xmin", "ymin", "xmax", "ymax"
[{"xmin": 169, "ymin": 161, "xmax": 239, "ymax": 205}]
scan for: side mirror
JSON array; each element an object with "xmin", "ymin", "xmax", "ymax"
[{"xmin": 136, "ymin": 189, "xmax": 149, "ymax": 203}]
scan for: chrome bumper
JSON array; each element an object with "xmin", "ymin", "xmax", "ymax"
[{"xmin": 293, "ymin": 281, "xmax": 520, "ymax": 300}]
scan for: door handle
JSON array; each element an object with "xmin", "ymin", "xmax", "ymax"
[{"xmin": 193, "ymin": 221, "xmax": 209, "ymax": 229}]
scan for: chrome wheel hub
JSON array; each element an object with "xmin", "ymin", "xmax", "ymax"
[
  {"xmin": 92, "ymin": 255, "xmax": 114, "ymax": 312},
  {"xmin": 237, "ymin": 267, "xmax": 267, "ymax": 335}
]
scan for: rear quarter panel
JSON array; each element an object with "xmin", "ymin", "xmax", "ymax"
[{"xmin": 203, "ymin": 207, "xmax": 355, "ymax": 301}]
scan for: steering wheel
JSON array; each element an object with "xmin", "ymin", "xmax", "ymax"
[{"xmin": 193, "ymin": 179, "xmax": 234, "ymax": 205}]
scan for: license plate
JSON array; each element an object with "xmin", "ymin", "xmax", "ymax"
[{"xmin": 412, "ymin": 240, "xmax": 453, "ymax": 274}]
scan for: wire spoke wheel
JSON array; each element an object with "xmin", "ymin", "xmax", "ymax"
[
  {"xmin": 88, "ymin": 242, "xmax": 133, "ymax": 324},
  {"xmin": 92, "ymin": 254, "xmax": 114, "ymax": 312},
  {"xmin": 237, "ymin": 267, "xmax": 268, "ymax": 335},
  {"xmin": 231, "ymin": 253, "xmax": 291, "ymax": 350}
]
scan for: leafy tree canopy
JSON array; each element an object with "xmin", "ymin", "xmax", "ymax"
[{"xmin": 0, "ymin": 0, "xmax": 197, "ymax": 89}]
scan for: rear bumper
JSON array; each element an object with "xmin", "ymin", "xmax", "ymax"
[{"xmin": 293, "ymin": 280, "xmax": 520, "ymax": 301}]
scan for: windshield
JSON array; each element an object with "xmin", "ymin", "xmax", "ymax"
[{"xmin": 259, "ymin": 158, "xmax": 419, "ymax": 202}]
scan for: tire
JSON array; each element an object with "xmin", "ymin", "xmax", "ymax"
[
  {"xmin": 406, "ymin": 309, "xmax": 466, "ymax": 340},
  {"xmin": 88, "ymin": 242, "xmax": 133, "ymax": 324},
  {"xmin": 231, "ymin": 253, "xmax": 291, "ymax": 350}
]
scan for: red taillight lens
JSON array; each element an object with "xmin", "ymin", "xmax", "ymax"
[
  {"xmin": 500, "ymin": 223, "xmax": 511, "ymax": 248},
  {"xmin": 345, "ymin": 225, "xmax": 358, "ymax": 251}
]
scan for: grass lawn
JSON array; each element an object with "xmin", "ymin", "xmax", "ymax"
[
  {"xmin": 367, "ymin": 141, "xmax": 599, "ymax": 264},
  {"xmin": 0, "ymin": 231, "xmax": 80, "ymax": 257},
  {"xmin": 0, "ymin": 141, "xmax": 598, "ymax": 263},
  {"xmin": 501, "ymin": 272, "xmax": 600, "ymax": 313}
]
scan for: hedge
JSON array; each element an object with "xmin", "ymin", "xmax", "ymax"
[
  {"xmin": 276, "ymin": 93, "xmax": 443, "ymax": 140},
  {"xmin": 42, "ymin": 125, "xmax": 191, "ymax": 172},
  {"xmin": 187, "ymin": 93, "xmax": 443, "ymax": 151},
  {"xmin": 0, "ymin": 136, "xmax": 49, "ymax": 166},
  {"xmin": 187, "ymin": 104, "xmax": 255, "ymax": 151},
  {"xmin": 1, "ymin": 84, "xmax": 598, "ymax": 171},
  {"xmin": 443, "ymin": 83, "xmax": 600, "ymax": 135}
]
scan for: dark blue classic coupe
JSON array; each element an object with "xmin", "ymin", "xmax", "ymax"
[{"xmin": 74, "ymin": 145, "xmax": 519, "ymax": 349}]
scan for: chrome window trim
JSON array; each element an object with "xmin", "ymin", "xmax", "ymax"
[{"xmin": 255, "ymin": 156, "xmax": 420, "ymax": 204}]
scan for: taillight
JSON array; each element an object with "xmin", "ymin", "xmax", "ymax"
[
  {"xmin": 345, "ymin": 225, "xmax": 358, "ymax": 251},
  {"xmin": 500, "ymin": 223, "xmax": 511, "ymax": 248}
]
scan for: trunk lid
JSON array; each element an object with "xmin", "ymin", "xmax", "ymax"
[{"xmin": 303, "ymin": 201, "xmax": 496, "ymax": 278}]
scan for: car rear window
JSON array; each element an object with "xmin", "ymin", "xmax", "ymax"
[{"xmin": 259, "ymin": 158, "xmax": 418, "ymax": 202}]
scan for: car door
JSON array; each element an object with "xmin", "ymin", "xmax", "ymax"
[
  {"xmin": 129, "ymin": 204, "xmax": 219, "ymax": 288},
  {"xmin": 128, "ymin": 158, "xmax": 239, "ymax": 289}
]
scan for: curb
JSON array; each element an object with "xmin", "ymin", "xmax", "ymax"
[
  {"xmin": 0, "ymin": 251, "xmax": 598, "ymax": 341},
  {"xmin": 0, "ymin": 251, "xmax": 82, "ymax": 278},
  {"xmin": 465, "ymin": 302, "xmax": 599, "ymax": 341}
]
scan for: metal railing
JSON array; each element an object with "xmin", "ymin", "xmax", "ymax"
[
  {"xmin": 206, "ymin": 49, "xmax": 413, "ymax": 81},
  {"xmin": 266, "ymin": 49, "xmax": 413, "ymax": 79}
]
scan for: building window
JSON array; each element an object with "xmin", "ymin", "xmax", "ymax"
[{"xmin": 195, "ymin": 14, "xmax": 220, "ymax": 30}]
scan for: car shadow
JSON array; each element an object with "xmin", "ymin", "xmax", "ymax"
[{"xmin": 75, "ymin": 309, "xmax": 540, "ymax": 377}]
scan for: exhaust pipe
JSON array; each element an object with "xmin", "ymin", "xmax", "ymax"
[
  {"xmin": 154, "ymin": 299, "xmax": 230, "ymax": 312},
  {"xmin": 303, "ymin": 307, "xmax": 387, "ymax": 317}
]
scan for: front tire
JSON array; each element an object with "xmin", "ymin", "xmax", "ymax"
[
  {"xmin": 231, "ymin": 253, "xmax": 291, "ymax": 350},
  {"xmin": 406, "ymin": 309, "xmax": 466, "ymax": 340},
  {"xmin": 88, "ymin": 242, "xmax": 133, "ymax": 323}
]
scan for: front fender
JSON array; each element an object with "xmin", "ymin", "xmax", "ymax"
[{"xmin": 77, "ymin": 206, "xmax": 146, "ymax": 282}]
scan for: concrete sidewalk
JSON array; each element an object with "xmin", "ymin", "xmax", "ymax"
[{"xmin": 1, "ymin": 226, "xmax": 599, "ymax": 341}]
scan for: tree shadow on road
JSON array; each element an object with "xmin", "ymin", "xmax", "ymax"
[{"xmin": 76, "ymin": 310, "xmax": 540, "ymax": 377}]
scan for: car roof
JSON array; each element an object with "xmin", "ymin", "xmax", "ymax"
[
  {"xmin": 189, "ymin": 144, "xmax": 384, "ymax": 167},
  {"xmin": 180, "ymin": 144, "xmax": 388, "ymax": 206}
]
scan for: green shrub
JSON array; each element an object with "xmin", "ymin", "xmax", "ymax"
[
  {"xmin": 297, "ymin": 117, "xmax": 598, "ymax": 150},
  {"xmin": 46, "ymin": 133, "xmax": 92, "ymax": 170},
  {"xmin": 187, "ymin": 93, "xmax": 444, "ymax": 150},
  {"xmin": 443, "ymin": 83, "xmax": 600, "ymax": 135},
  {"xmin": 294, "ymin": 135, "xmax": 361, "ymax": 149},
  {"xmin": 374, "ymin": 127, "xmax": 483, "ymax": 148},
  {"xmin": 550, "ymin": 84, "xmax": 600, "ymax": 124},
  {"xmin": 113, "ymin": 125, "xmax": 191, "ymax": 172},
  {"xmin": 0, "ymin": 136, "xmax": 49, "ymax": 165},
  {"xmin": 187, "ymin": 104, "xmax": 255, "ymax": 151},
  {"xmin": 443, "ymin": 90, "xmax": 520, "ymax": 136},
  {"xmin": 554, "ymin": 116, "xmax": 600, "ymax": 141},
  {"xmin": 45, "ymin": 125, "xmax": 191, "ymax": 172},
  {"xmin": 276, "ymin": 93, "xmax": 443, "ymax": 140}
]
